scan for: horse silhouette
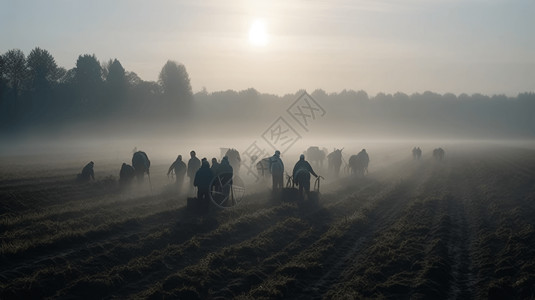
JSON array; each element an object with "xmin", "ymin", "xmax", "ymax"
[
  {"xmin": 328, "ymin": 148, "xmax": 343, "ymax": 178},
  {"xmin": 256, "ymin": 157, "xmax": 271, "ymax": 179},
  {"xmin": 348, "ymin": 150, "xmax": 369, "ymax": 176},
  {"xmin": 132, "ymin": 151, "xmax": 150, "ymax": 182},
  {"xmin": 305, "ymin": 146, "xmax": 327, "ymax": 167}
]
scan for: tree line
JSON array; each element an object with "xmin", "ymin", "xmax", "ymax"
[
  {"xmin": 0, "ymin": 47, "xmax": 193, "ymax": 134},
  {"xmin": 1, "ymin": 47, "xmax": 534, "ymax": 138}
]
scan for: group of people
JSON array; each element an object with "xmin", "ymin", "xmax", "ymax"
[
  {"xmin": 167, "ymin": 151, "xmax": 235, "ymax": 211},
  {"xmin": 77, "ymin": 147, "xmax": 370, "ymax": 206},
  {"xmin": 267, "ymin": 150, "xmax": 320, "ymax": 198}
]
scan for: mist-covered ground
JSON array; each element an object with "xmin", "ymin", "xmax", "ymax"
[
  {"xmin": 1, "ymin": 141, "xmax": 534, "ymax": 299},
  {"xmin": 2, "ymin": 134, "xmax": 533, "ymax": 185}
]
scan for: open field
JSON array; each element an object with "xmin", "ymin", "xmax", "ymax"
[{"xmin": 1, "ymin": 144, "xmax": 534, "ymax": 299}]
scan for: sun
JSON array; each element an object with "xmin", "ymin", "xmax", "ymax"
[{"xmin": 248, "ymin": 19, "xmax": 268, "ymax": 47}]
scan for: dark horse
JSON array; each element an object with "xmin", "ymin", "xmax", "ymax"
[
  {"xmin": 327, "ymin": 148, "xmax": 343, "ymax": 178},
  {"xmin": 348, "ymin": 152, "xmax": 368, "ymax": 176},
  {"xmin": 305, "ymin": 146, "xmax": 327, "ymax": 168},
  {"xmin": 132, "ymin": 151, "xmax": 150, "ymax": 182},
  {"xmin": 255, "ymin": 157, "xmax": 271, "ymax": 180}
]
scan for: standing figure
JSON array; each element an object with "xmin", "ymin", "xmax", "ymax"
[
  {"xmin": 193, "ymin": 160, "xmax": 213, "ymax": 213},
  {"xmin": 210, "ymin": 158, "xmax": 220, "ymax": 175},
  {"xmin": 433, "ymin": 148, "xmax": 445, "ymax": 161},
  {"xmin": 292, "ymin": 154, "xmax": 318, "ymax": 199},
  {"xmin": 224, "ymin": 148, "xmax": 241, "ymax": 174},
  {"xmin": 187, "ymin": 151, "xmax": 201, "ymax": 193},
  {"xmin": 167, "ymin": 155, "xmax": 187, "ymax": 189},
  {"xmin": 269, "ymin": 150, "xmax": 284, "ymax": 191},
  {"xmin": 412, "ymin": 147, "xmax": 422, "ymax": 160},
  {"xmin": 217, "ymin": 156, "xmax": 234, "ymax": 205}
]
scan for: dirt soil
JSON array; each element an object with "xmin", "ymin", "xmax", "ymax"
[{"xmin": 1, "ymin": 146, "xmax": 534, "ymax": 299}]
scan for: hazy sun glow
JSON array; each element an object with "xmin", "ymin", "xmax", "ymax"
[{"xmin": 248, "ymin": 19, "xmax": 268, "ymax": 47}]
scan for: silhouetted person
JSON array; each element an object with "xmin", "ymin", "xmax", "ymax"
[
  {"xmin": 168, "ymin": 155, "xmax": 186, "ymax": 188},
  {"xmin": 77, "ymin": 161, "xmax": 95, "ymax": 182},
  {"xmin": 210, "ymin": 158, "xmax": 220, "ymax": 175},
  {"xmin": 412, "ymin": 147, "xmax": 422, "ymax": 160},
  {"xmin": 132, "ymin": 151, "xmax": 150, "ymax": 182},
  {"xmin": 217, "ymin": 156, "xmax": 234, "ymax": 205},
  {"xmin": 224, "ymin": 148, "xmax": 241, "ymax": 174},
  {"xmin": 293, "ymin": 154, "xmax": 318, "ymax": 199},
  {"xmin": 194, "ymin": 160, "xmax": 213, "ymax": 213},
  {"xmin": 269, "ymin": 150, "xmax": 284, "ymax": 191},
  {"xmin": 119, "ymin": 163, "xmax": 135, "ymax": 186},
  {"xmin": 433, "ymin": 148, "xmax": 445, "ymax": 161},
  {"xmin": 187, "ymin": 151, "xmax": 201, "ymax": 193}
]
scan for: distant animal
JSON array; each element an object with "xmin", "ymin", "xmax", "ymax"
[
  {"xmin": 132, "ymin": 151, "xmax": 151, "ymax": 181},
  {"xmin": 433, "ymin": 148, "xmax": 445, "ymax": 161},
  {"xmin": 412, "ymin": 147, "xmax": 422, "ymax": 160},
  {"xmin": 119, "ymin": 163, "xmax": 135, "ymax": 186},
  {"xmin": 256, "ymin": 157, "xmax": 271, "ymax": 179},
  {"xmin": 327, "ymin": 148, "xmax": 343, "ymax": 178},
  {"xmin": 305, "ymin": 146, "xmax": 327, "ymax": 167},
  {"xmin": 348, "ymin": 150, "xmax": 369, "ymax": 176},
  {"xmin": 224, "ymin": 148, "xmax": 241, "ymax": 174}
]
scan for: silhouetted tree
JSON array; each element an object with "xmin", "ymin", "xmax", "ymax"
[
  {"xmin": 239, "ymin": 88, "xmax": 259, "ymax": 100},
  {"xmin": 74, "ymin": 54, "xmax": 103, "ymax": 108},
  {"xmin": 24, "ymin": 47, "xmax": 62, "ymax": 124},
  {"xmin": 393, "ymin": 92, "xmax": 409, "ymax": 102},
  {"xmin": 312, "ymin": 88, "xmax": 328, "ymax": 99},
  {"xmin": 2, "ymin": 49, "xmax": 27, "ymax": 100},
  {"xmin": 27, "ymin": 48, "xmax": 60, "ymax": 92},
  {"xmin": 125, "ymin": 71, "xmax": 142, "ymax": 87},
  {"xmin": 158, "ymin": 60, "xmax": 192, "ymax": 115},
  {"xmin": 0, "ymin": 49, "xmax": 28, "ymax": 129},
  {"xmin": 103, "ymin": 59, "xmax": 127, "ymax": 114},
  {"xmin": 0, "ymin": 54, "xmax": 6, "ymax": 99}
]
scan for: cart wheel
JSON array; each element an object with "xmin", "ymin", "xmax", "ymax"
[{"xmin": 209, "ymin": 173, "xmax": 245, "ymax": 208}]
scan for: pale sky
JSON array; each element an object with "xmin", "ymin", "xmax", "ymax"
[{"xmin": 1, "ymin": 0, "xmax": 534, "ymax": 96}]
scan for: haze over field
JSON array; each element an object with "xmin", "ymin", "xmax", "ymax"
[
  {"xmin": 1, "ymin": 1, "xmax": 534, "ymax": 157},
  {"xmin": 2, "ymin": 3, "xmax": 535, "ymax": 298}
]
